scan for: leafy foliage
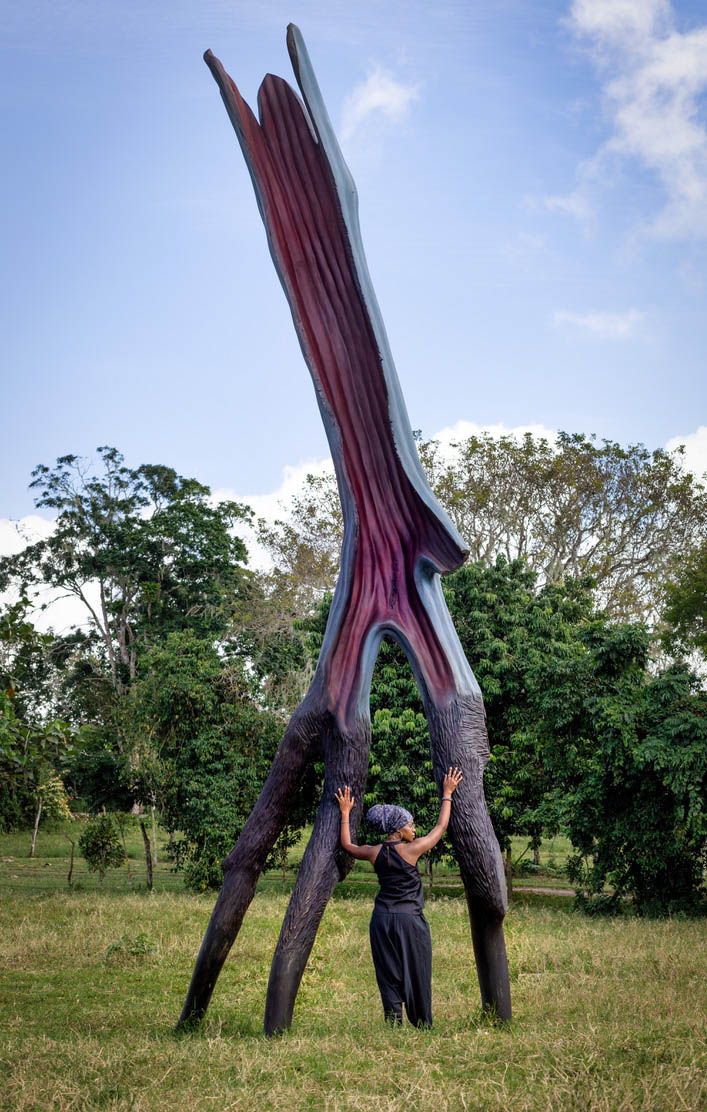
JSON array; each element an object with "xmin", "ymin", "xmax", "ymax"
[
  {"xmin": 78, "ymin": 814, "xmax": 126, "ymax": 884},
  {"xmin": 662, "ymin": 541, "xmax": 707, "ymax": 659},
  {"xmin": 0, "ymin": 448, "xmax": 251, "ymax": 692},
  {"xmin": 443, "ymin": 557, "xmax": 595, "ymax": 854},
  {"xmin": 367, "ymin": 642, "xmax": 447, "ymax": 867},
  {"xmin": 0, "ymin": 683, "xmax": 76, "ymax": 833},
  {"xmin": 561, "ymin": 650, "xmax": 707, "ymax": 915},
  {"xmin": 421, "ymin": 431, "xmax": 707, "ymax": 621},
  {"xmin": 3, "ymin": 439, "xmax": 705, "ymax": 912},
  {"xmin": 258, "ymin": 432, "xmax": 707, "ymax": 625},
  {"xmin": 124, "ymin": 630, "xmax": 307, "ymax": 889},
  {"xmin": 105, "ymin": 931, "xmax": 157, "ymax": 963}
]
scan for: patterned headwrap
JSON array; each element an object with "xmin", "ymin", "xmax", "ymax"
[{"xmin": 365, "ymin": 803, "xmax": 414, "ymax": 835}]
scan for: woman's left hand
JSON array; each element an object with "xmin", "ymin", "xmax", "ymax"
[{"xmin": 335, "ymin": 786, "xmax": 354, "ymax": 815}]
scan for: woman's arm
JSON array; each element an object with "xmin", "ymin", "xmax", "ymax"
[
  {"xmin": 335, "ymin": 786, "xmax": 378, "ymax": 861},
  {"xmin": 406, "ymin": 767, "xmax": 463, "ymax": 863}
]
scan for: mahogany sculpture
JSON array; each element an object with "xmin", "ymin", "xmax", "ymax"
[{"xmin": 179, "ymin": 25, "xmax": 511, "ymax": 1034}]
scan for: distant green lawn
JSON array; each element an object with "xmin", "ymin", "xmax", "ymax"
[
  {"xmin": 1, "ymin": 821, "xmax": 706, "ymax": 1110},
  {"xmin": 0, "ymin": 822, "xmax": 573, "ymax": 899}
]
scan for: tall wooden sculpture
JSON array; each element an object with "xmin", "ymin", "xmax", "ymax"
[{"xmin": 179, "ymin": 25, "xmax": 511, "ymax": 1035}]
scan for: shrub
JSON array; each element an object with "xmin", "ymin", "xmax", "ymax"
[{"xmin": 78, "ymin": 814, "xmax": 125, "ymax": 885}]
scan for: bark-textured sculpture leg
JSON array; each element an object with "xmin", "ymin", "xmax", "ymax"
[
  {"xmin": 265, "ymin": 720, "xmax": 370, "ymax": 1034},
  {"xmin": 180, "ymin": 26, "xmax": 512, "ymax": 1032},
  {"xmin": 425, "ymin": 691, "xmax": 511, "ymax": 1021},
  {"xmin": 178, "ymin": 705, "xmax": 320, "ymax": 1025}
]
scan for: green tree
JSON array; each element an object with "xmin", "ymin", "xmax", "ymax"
[
  {"xmin": 232, "ymin": 572, "xmax": 312, "ymax": 716},
  {"xmin": 0, "ymin": 449, "xmax": 256, "ymax": 827},
  {"xmin": 0, "ymin": 601, "xmax": 58, "ymax": 725},
  {"xmin": 124, "ymin": 630, "xmax": 310, "ymax": 889},
  {"xmin": 78, "ymin": 814, "xmax": 126, "ymax": 886},
  {"xmin": 557, "ymin": 632, "xmax": 707, "ymax": 915},
  {"xmin": 367, "ymin": 642, "xmax": 450, "ymax": 882},
  {"xmin": 259, "ymin": 433, "xmax": 707, "ymax": 626},
  {"xmin": 256, "ymin": 470, "xmax": 342, "ymax": 615},
  {"xmin": 442, "ymin": 558, "xmax": 594, "ymax": 862},
  {"xmin": 420, "ymin": 431, "xmax": 707, "ymax": 622},
  {"xmin": 0, "ymin": 680, "xmax": 76, "ymax": 845},
  {"xmin": 662, "ymin": 541, "xmax": 707, "ymax": 659},
  {"xmin": 0, "ymin": 447, "xmax": 251, "ymax": 693}
]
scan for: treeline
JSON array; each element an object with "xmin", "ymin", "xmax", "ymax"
[{"xmin": 1, "ymin": 436, "xmax": 705, "ymax": 912}]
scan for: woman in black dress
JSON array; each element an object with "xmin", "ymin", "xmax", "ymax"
[{"xmin": 335, "ymin": 767, "xmax": 463, "ymax": 1027}]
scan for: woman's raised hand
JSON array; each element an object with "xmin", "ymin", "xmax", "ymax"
[
  {"xmin": 443, "ymin": 767, "xmax": 463, "ymax": 796},
  {"xmin": 335, "ymin": 786, "xmax": 354, "ymax": 815}
]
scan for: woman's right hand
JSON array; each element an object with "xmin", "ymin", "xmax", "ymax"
[{"xmin": 335, "ymin": 785, "xmax": 354, "ymax": 815}]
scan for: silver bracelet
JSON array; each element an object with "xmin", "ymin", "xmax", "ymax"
[{"xmin": 442, "ymin": 797, "xmax": 453, "ymax": 802}]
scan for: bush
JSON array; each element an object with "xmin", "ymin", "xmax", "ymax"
[
  {"xmin": 78, "ymin": 815, "xmax": 125, "ymax": 885},
  {"xmin": 105, "ymin": 932, "xmax": 157, "ymax": 963}
]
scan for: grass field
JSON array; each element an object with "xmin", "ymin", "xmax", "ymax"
[
  {"xmin": 2, "ymin": 823, "xmax": 705, "ymax": 1111},
  {"xmin": 0, "ymin": 822, "xmax": 574, "ymax": 897}
]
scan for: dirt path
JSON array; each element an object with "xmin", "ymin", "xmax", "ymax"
[{"xmin": 514, "ymin": 885, "xmax": 574, "ymax": 897}]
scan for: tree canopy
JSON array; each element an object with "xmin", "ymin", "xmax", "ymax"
[
  {"xmin": 2, "ymin": 437, "xmax": 705, "ymax": 911},
  {"xmin": 0, "ymin": 447, "xmax": 251, "ymax": 692},
  {"xmin": 259, "ymin": 431, "xmax": 707, "ymax": 625}
]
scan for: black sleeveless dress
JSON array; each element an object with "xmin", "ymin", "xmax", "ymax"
[{"xmin": 369, "ymin": 841, "xmax": 432, "ymax": 1027}]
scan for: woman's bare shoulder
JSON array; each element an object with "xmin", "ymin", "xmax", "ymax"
[
  {"xmin": 393, "ymin": 842, "xmax": 421, "ymax": 865},
  {"xmin": 397, "ymin": 838, "xmax": 429, "ymax": 864}
]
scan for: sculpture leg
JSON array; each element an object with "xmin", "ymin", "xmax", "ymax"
[
  {"xmin": 178, "ymin": 703, "xmax": 323, "ymax": 1027},
  {"xmin": 427, "ymin": 693, "xmax": 512, "ymax": 1022},
  {"xmin": 264, "ymin": 715, "xmax": 371, "ymax": 1035}
]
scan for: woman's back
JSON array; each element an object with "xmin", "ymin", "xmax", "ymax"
[{"xmin": 373, "ymin": 841, "xmax": 424, "ymax": 915}]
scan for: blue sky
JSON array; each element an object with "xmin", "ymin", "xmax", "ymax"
[{"xmin": 2, "ymin": 0, "xmax": 706, "ymax": 534}]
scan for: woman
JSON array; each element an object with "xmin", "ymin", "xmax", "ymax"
[{"xmin": 335, "ymin": 766, "xmax": 463, "ymax": 1027}]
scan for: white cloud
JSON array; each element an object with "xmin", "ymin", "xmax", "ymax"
[
  {"xmin": 544, "ymin": 191, "xmax": 594, "ymax": 220},
  {"xmin": 213, "ymin": 456, "xmax": 335, "ymax": 570},
  {"xmin": 0, "ymin": 514, "xmax": 54, "ymax": 556},
  {"xmin": 430, "ymin": 420, "xmax": 558, "ymax": 451},
  {"xmin": 568, "ymin": 0, "xmax": 673, "ymax": 43},
  {"xmin": 665, "ymin": 425, "xmax": 707, "ymax": 482},
  {"xmin": 550, "ymin": 0, "xmax": 707, "ymax": 239},
  {"xmin": 213, "ymin": 457, "xmax": 334, "ymax": 524},
  {"xmin": 0, "ymin": 515, "xmax": 101, "ymax": 634},
  {"xmin": 217, "ymin": 425, "xmax": 561, "ymax": 569},
  {"xmin": 0, "ymin": 463, "xmax": 340, "ymax": 621},
  {"xmin": 340, "ymin": 66, "xmax": 420, "ymax": 144},
  {"xmin": 4, "ymin": 423, "xmax": 702, "ymax": 615},
  {"xmin": 553, "ymin": 308, "xmax": 644, "ymax": 336}
]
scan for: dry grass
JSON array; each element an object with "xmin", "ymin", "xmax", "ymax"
[{"xmin": 1, "ymin": 880, "xmax": 706, "ymax": 1112}]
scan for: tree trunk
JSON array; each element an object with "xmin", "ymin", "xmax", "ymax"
[
  {"xmin": 139, "ymin": 820, "xmax": 153, "ymax": 891},
  {"xmin": 97, "ymin": 580, "xmax": 119, "ymax": 693},
  {"xmin": 423, "ymin": 855, "xmax": 434, "ymax": 890},
  {"xmin": 64, "ymin": 834, "xmax": 75, "ymax": 888},
  {"xmin": 118, "ymin": 821, "xmax": 133, "ymax": 889},
  {"xmin": 29, "ymin": 793, "xmax": 43, "ymax": 858},
  {"xmin": 182, "ymin": 27, "xmax": 511, "ymax": 1033},
  {"xmin": 150, "ymin": 804, "xmax": 158, "ymax": 865}
]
